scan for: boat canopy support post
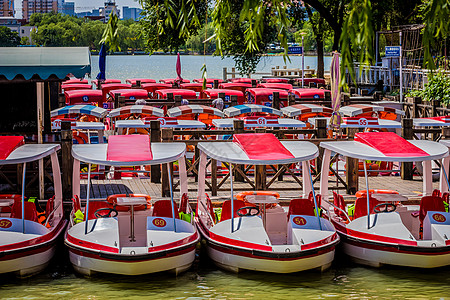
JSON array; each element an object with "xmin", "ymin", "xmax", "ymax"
[
  {"xmin": 21, "ymin": 162, "xmax": 26, "ymax": 234},
  {"xmin": 50, "ymin": 152, "xmax": 63, "ymax": 218},
  {"xmin": 197, "ymin": 151, "xmax": 207, "ymax": 203},
  {"xmin": 178, "ymin": 157, "xmax": 188, "ymax": 197},
  {"xmin": 72, "ymin": 159, "xmax": 81, "ymax": 200},
  {"xmin": 230, "ymin": 162, "xmax": 234, "ymax": 233},
  {"xmin": 440, "ymin": 156, "xmax": 450, "ymax": 193},
  {"xmin": 306, "ymin": 161, "xmax": 322, "ymax": 230},
  {"xmin": 168, "ymin": 164, "xmax": 177, "ymax": 232},
  {"xmin": 422, "ymin": 160, "xmax": 433, "ymax": 196},
  {"xmin": 84, "ymin": 164, "xmax": 92, "ymax": 235},
  {"xmin": 320, "ymin": 149, "xmax": 332, "ymax": 201},
  {"xmin": 302, "ymin": 161, "xmax": 312, "ymax": 198},
  {"xmin": 363, "ymin": 161, "xmax": 371, "ymax": 229}
]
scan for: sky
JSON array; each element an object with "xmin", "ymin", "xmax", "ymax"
[{"xmin": 14, "ymin": 0, "xmax": 142, "ymax": 18}]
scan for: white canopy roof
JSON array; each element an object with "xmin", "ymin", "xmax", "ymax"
[
  {"xmin": 0, "ymin": 144, "xmax": 60, "ymax": 165},
  {"xmin": 72, "ymin": 143, "xmax": 186, "ymax": 166},
  {"xmin": 320, "ymin": 140, "xmax": 448, "ymax": 162},
  {"xmin": 197, "ymin": 141, "xmax": 318, "ymax": 165}
]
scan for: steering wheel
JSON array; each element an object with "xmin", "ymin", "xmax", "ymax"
[
  {"xmin": 94, "ymin": 207, "xmax": 118, "ymax": 218},
  {"xmin": 236, "ymin": 206, "xmax": 260, "ymax": 217},
  {"xmin": 373, "ymin": 203, "xmax": 396, "ymax": 213}
]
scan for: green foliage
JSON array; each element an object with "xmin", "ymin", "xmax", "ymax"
[
  {"xmin": 407, "ymin": 73, "xmax": 450, "ymax": 104},
  {"xmin": 100, "ymin": 13, "xmax": 120, "ymax": 52},
  {"xmin": 185, "ymin": 23, "xmax": 215, "ymax": 54},
  {"xmin": 0, "ymin": 27, "xmax": 20, "ymax": 47}
]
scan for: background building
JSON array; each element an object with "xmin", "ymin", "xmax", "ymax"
[
  {"xmin": 0, "ymin": 0, "xmax": 14, "ymax": 17},
  {"xmin": 22, "ymin": 0, "xmax": 58, "ymax": 21},
  {"xmin": 122, "ymin": 6, "xmax": 141, "ymax": 21},
  {"xmin": 99, "ymin": 1, "xmax": 118, "ymax": 23}
]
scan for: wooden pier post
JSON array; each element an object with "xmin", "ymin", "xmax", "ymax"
[
  {"xmin": 114, "ymin": 93, "xmax": 120, "ymax": 108},
  {"xmin": 346, "ymin": 128, "xmax": 358, "ymax": 194},
  {"xmin": 174, "ymin": 95, "xmax": 182, "ymax": 107},
  {"xmin": 223, "ymin": 68, "xmax": 227, "ymax": 81},
  {"xmin": 288, "ymin": 94, "xmax": 296, "ymax": 106},
  {"xmin": 61, "ymin": 121, "xmax": 73, "ymax": 201},
  {"xmin": 251, "ymin": 79, "xmax": 257, "ymax": 88},
  {"xmin": 58, "ymin": 93, "xmax": 65, "ymax": 107},
  {"xmin": 230, "ymin": 95, "xmax": 238, "ymax": 107},
  {"xmin": 118, "ymin": 96, "xmax": 125, "ymax": 107},
  {"xmin": 412, "ymin": 97, "xmax": 422, "ymax": 118},
  {"xmin": 233, "ymin": 119, "xmax": 245, "ymax": 182},
  {"xmin": 161, "ymin": 128, "xmax": 174, "ymax": 197},
  {"xmin": 401, "ymin": 118, "xmax": 414, "ymax": 180},
  {"xmin": 255, "ymin": 128, "xmax": 267, "ymax": 190},
  {"xmin": 213, "ymin": 79, "xmax": 219, "ymax": 89},
  {"xmin": 211, "ymin": 158, "xmax": 218, "ymax": 196},
  {"xmin": 272, "ymin": 92, "xmax": 280, "ymax": 110},
  {"xmin": 150, "ymin": 120, "xmax": 161, "ymax": 183}
]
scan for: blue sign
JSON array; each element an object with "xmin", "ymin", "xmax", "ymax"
[
  {"xmin": 385, "ymin": 46, "xmax": 401, "ymax": 57},
  {"xmin": 288, "ymin": 46, "xmax": 303, "ymax": 54},
  {"xmin": 82, "ymin": 95, "xmax": 89, "ymax": 102}
]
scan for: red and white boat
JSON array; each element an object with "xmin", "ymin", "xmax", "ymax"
[
  {"xmin": 319, "ymin": 132, "xmax": 450, "ymax": 268},
  {"xmin": 65, "ymin": 135, "xmax": 199, "ymax": 275},
  {"xmin": 195, "ymin": 133, "xmax": 339, "ymax": 273},
  {"xmin": 0, "ymin": 136, "xmax": 66, "ymax": 277}
]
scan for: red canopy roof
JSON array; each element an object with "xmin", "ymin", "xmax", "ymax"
[
  {"xmin": 108, "ymin": 89, "xmax": 149, "ymax": 99},
  {"xmin": 62, "ymin": 83, "xmax": 92, "ymax": 91},
  {"xmin": 64, "ymin": 89, "xmax": 103, "ymax": 105},
  {"xmin": 257, "ymin": 83, "xmax": 293, "ymax": 90},
  {"xmin": 155, "ymin": 89, "xmax": 198, "ymax": 99}
]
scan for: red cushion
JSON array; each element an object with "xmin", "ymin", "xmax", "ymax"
[
  {"xmin": 0, "ymin": 136, "xmax": 25, "ymax": 160},
  {"xmin": 355, "ymin": 132, "xmax": 428, "ymax": 157},
  {"xmin": 287, "ymin": 198, "xmax": 315, "ymax": 218},
  {"xmin": 419, "ymin": 195, "xmax": 446, "ymax": 223},
  {"xmin": 87, "ymin": 201, "xmax": 112, "ymax": 220},
  {"xmin": 152, "ymin": 200, "xmax": 179, "ymax": 218},
  {"xmin": 107, "ymin": 135, "xmax": 152, "ymax": 162},
  {"xmin": 11, "ymin": 200, "xmax": 38, "ymax": 222},
  {"xmin": 353, "ymin": 196, "xmax": 381, "ymax": 220},
  {"xmin": 233, "ymin": 133, "xmax": 294, "ymax": 160},
  {"xmin": 220, "ymin": 200, "xmax": 247, "ymax": 222}
]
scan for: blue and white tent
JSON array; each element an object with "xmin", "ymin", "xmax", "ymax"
[{"xmin": 223, "ymin": 104, "xmax": 283, "ymax": 117}]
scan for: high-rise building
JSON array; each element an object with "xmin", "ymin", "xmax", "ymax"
[
  {"xmin": 122, "ymin": 6, "xmax": 142, "ymax": 21},
  {"xmin": 99, "ymin": 1, "xmax": 118, "ymax": 23},
  {"xmin": 22, "ymin": 0, "xmax": 58, "ymax": 21},
  {"xmin": 0, "ymin": 0, "xmax": 14, "ymax": 17}
]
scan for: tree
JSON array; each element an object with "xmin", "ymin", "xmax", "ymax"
[{"xmin": 0, "ymin": 27, "xmax": 20, "ymax": 47}]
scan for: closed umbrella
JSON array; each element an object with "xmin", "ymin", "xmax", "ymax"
[
  {"xmin": 329, "ymin": 51, "xmax": 341, "ymax": 129},
  {"xmin": 96, "ymin": 43, "xmax": 106, "ymax": 81},
  {"xmin": 175, "ymin": 52, "xmax": 183, "ymax": 87}
]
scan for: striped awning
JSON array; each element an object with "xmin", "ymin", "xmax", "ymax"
[
  {"xmin": 108, "ymin": 105, "xmax": 164, "ymax": 118},
  {"xmin": 51, "ymin": 105, "xmax": 108, "ymax": 118},
  {"xmin": 281, "ymin": 104, "xmax": 333, "ymax": 117},
  {"xmin": 168, "ymin": 105, "xmax": 224, "ymax": 118},
  {"xmin": 223, "ymin": 104, "xmax": 283, "ymax": 117},
  {"xmin": 340, "ymin": 104, "xmax": 405, "ymax": 117}
]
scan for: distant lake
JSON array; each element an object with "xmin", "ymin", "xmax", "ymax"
[{"xmin": 89, "ymin": 55, "xmax": 332, "ymax": 82}]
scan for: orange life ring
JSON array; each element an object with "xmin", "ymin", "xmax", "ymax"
[
  {"xmin": 236, "ymin": 191, "xmax": 280, "ymax": 209},
  {"xmin": 355, "ymin": 189, "xmax": 399, "ymax": 198},
  {"xmin": 106, "ymin": 194, "xmax": 152, "ymax": 211},
  {"xmin": 73, "ymin": 131, "xmax": 89, "ymax": 144}
]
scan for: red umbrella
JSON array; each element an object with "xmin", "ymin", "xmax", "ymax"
[{"xmin": 175, "ymin": 52, "xmax": 183, "ymax": 87}]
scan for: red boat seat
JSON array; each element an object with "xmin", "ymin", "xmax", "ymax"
[
  {"xmin": 419, "ymin": 195, "xmax": 446, "ymax": 223},
  {"xmin": 10, "ymin": 200, "xmax": 38, "ymax": 222},
  {"xmin": 287, "ymin": 198, "xmax": 315, "ymax": 218},
  {"xmin": 220, "ymin": 199, "xmax": 247, "ymax": 222},
  {"xmin": 353, "ymin": 196, "xmax": 381, "ymax": 220},
  {"xmin": 87, "ymin": 201, "xmax": 113, "ymax": 220},
  {"xmin": 333, "ymin": 192, "xmax": 346, "ymax": 218},
  {"xmin": 152, "ymin": 200, "xmax": 179, "ymax": 218}
]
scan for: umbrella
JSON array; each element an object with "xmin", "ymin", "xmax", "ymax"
[
  {"xmin": 329, "ymin": 51, "xmax": 341, "ymax": 129},
  {"xmin": 96, "ymin": 43, "xmax": 106, "ymax": 81},
  {"xmin": 175, "ymin": 52, "xmax": 182, "ymax": 87}
]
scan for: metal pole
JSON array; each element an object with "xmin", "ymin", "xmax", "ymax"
[
  {"xmin": 399, "ymin": 31, "xmax": 403, "ymax": 102},
  {"xmin": 302, "ymin": 36, "xmax": 305, "ymax": 88},
  {"xmin": 84, "ymin": 163, "xmax": 91, "ymax": 235},
  {"xmin": 21, "ymin": 163, "xmax": 26, "ymax": 234},
  {"xmin": 230, "ymin": 163, "xmax": 234, "ymax": 233},
  {"xmin": 168, "ymin": 164, "xmax": 177, "ymax": 232},
  {"xmin": 307, "ymin": 164, "xmax": 322, "ymax": 230},
  {"xmin": 442, "ymin": 159, "xmax": 450, "ymax": 192},
  {"xmin": 363, "ymin": 161, "xmax": 371, "ymax": 229}
]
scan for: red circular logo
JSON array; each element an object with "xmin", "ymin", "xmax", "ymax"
[
  {"xmin": 433, "ymin": 213, "xmax": 446, "ymax": 223},
  {"xmin": 293, "ymin": 216, "xmax": 307, "ymax": 226},
  {"xmin": 0, "ymin": 219, "xmax": 12, "ymax": 229},
  {"xmin": 153, "ymin": 218, "xmax": 167, "ymax": 227},
  {"xmin": 158, "ymin": 118, "xmax": 166, "ymax": 125}
]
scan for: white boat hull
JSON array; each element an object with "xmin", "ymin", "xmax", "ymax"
[{"xmin": 0, "ymin": 246, "xmax": 55, "ymax": 277}]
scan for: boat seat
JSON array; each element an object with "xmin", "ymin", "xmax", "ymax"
[
  {"xmin": 287, "ymin": 198, "xmax": 315, "ymax": 218},
  {"xmin": 152, "ymin": 200, "xmax": 180, "ymax": 219},
  {"xmin": 87, "ymin": 201, "xmax": 113, "ymax": 220},
  {"xmin": 419, "ymin": 195, "xmax": 446, "ymax": 224},
  {"xmin": 220, "ymin": 199, "xmax": 247, "ymax": 222},
  {"xmin": 10, "ymin": 200, "xmax": 38, "ymax": 222},
  {"xmin": 353, "ymin": 196, "xmax": 381, "ymax": 220},
  {"xmin": 333, "ymin": 192, "xmax": 346, "ymax": 219}
]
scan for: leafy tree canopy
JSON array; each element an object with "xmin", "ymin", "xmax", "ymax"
[{"xmin": 0, "ymin": 27, "xmax": 20, "ymax": 47}]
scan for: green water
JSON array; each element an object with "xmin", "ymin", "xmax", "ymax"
[{"xmin": 0, "ymin": 249, "xmax": 449, "ymax": 300}]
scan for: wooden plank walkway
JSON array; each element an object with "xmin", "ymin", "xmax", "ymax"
[{"xmin": 80, "ymin": 174, "xmax": 437, "ymax": 201}]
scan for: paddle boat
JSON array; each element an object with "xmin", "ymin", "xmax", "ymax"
[
  {"xmin": 92, "ymin": 79, "xmax": 122, "ymax": 89},
  {"xmin": 340, "ymin": 104, "xmax": 405, "ymax": 121},
  {"xmin": 245, "ymin": 88, "xmax": 288, "ymax": 107},
  {"xmin": 203, "ymin": 89, "xmax": 245, "ymax": 106},
  {"xmin": 281, "ymin": 103, "xmax": 333, "ymax": 122},
  {"xmin": 219, "ymin": 82, "xmax": 253, "ymax": 93},
  {"xmin": 100, "ymin": 83, "xmax": 132, "ymax": 104},
  {"xmin": 0, "ymin": 136, "xmax": 66, "ymax": 277},
  {"xmin": 228, "ymin": 78, "xmax": 253, "ymax": 84},
  {"xmin": 180, "ymin": 83, "xmax": 205, "ymax": 98},
  {"xmin": 257, "ymin": 83, "xmax": 293, "ymax": 90},
  {"xmin": 107, "ymin": 89, "xmax": 149, "ymax": 106},
  {"xmin": 295, "ymin": 78, "xmax": 326, "ymax": 87},
  {"xmin": 160, "ymin": 78, "xmax": 190, "ymax": 84},
  {"xmin": 108, "ymin": 105, "xmax": 165, "ymax": 136},
  {"xmin": 192, "ymin": 78, "xmax": 224, "ymax": 86},
  {"xmin": 141, "ymin": 83, "xmax": 172, "ymax": 99},
  {"xmin": 64, "ymin": 89, "xmax": 103, "ymax": 106},
  {"xmin": 319, "ymin": 132, "xmax": 450, "ymax": 268},
  {"xmin": 195, "ymin": 133, "xmax": 339, "ymax": 273},
  {"xmin": 289, "ymin": 88, "xmax": 330, "ymax": 99},
  {"xmin": 61, "ymin": 83, "xmax": 92, "ymax": 91},
  {"xmin": 261, "ymin": 78, "xmax": 289, "ymax": 83},
  {"xmin": 126, "ymin": 78, "xmax": 157, "ymax": 85},
  {"xmin": 155, "ymin": 89, "xmax": 197, "ymax": 100},
  {"xmin": 167, "ymin": 104, "xmax": 224, "ymax": 127},
  {"xmin": 66, "ymin": 135, "xmax": 199, "ymax": 275},
  {"xmin": 64, "ymin": 78, "xmax": 89, "ymax": 84}
]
